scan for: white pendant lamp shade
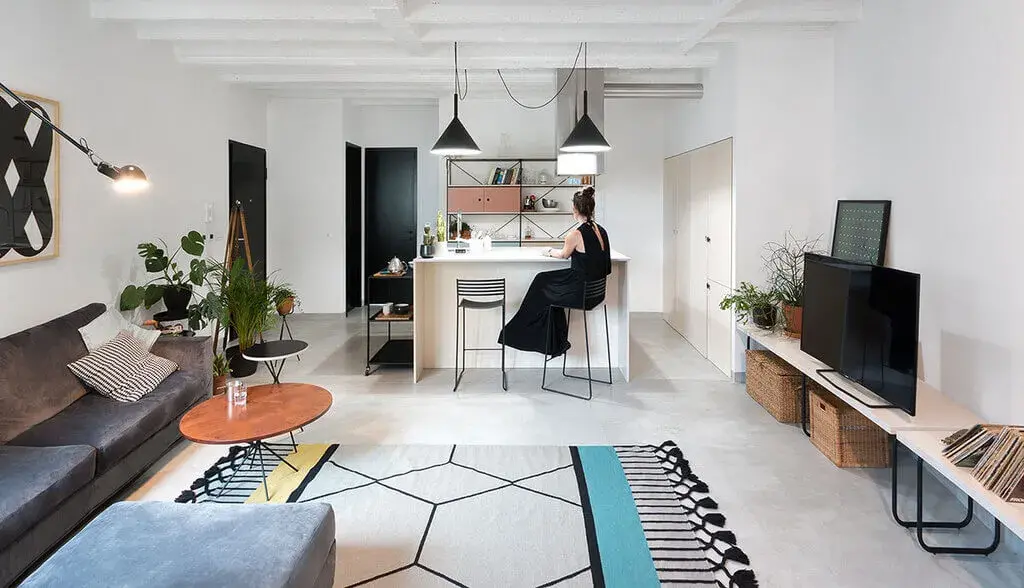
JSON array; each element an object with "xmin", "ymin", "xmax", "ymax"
[{"xmin": 556, "ymin": 153, "xmax": 597, "ymax": 176}]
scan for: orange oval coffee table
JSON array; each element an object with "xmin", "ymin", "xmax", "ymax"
[{"xmin": 180, "ymin": 383, "xmax": 332, "ymax": 500}]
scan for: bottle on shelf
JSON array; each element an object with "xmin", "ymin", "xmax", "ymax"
[{"xmin": 436, "ymin": 210, "xmax": 446, "ymax": 243}]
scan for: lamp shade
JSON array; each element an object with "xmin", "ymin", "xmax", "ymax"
[
  {"xmin": 431, "ymin": 115, "xmax": 481, "ymax": 156},
  {"xmin": 559, "ymin": 113, "xmax": 611, "ymax": 153},
  {"xmin": 556, "ymin": 153, "xmax": 597, "ymax": 176},
  {"xmin": 113, "ymin": 165, "xmax": 150, "ymax": 194}
]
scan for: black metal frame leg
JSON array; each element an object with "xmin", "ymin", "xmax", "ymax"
[
  {"xmin": 800, "ymin": 375, "xmax": 810, "ymax": 437},
  {"xmin": 542, "ymin": 305, "xmax": 612, "ymax": 401},
  {"xmin": 914, "ymin": 456, "xmax": 1000, "ymax": 555},
  {"xmin": 890, "ymin": 437, "xmax": 974, "ymax": 529},
  {"xmin": 265, "ymin": 358, "xmax": 287, "ymax": 384}
]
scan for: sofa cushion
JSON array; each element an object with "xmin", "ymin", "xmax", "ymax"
[
  {"xmin": 21, "ymin": 502, "xmax": 336, "ymax": 588},
  {"xmin": 0, "ymin": 303, "xmax": 106, "ymax": 443},
  {"xmin": 9, "ymin": 370, "xmax": 202, "ymax": 473},
  {"xmin": 0, "ymin": 445, "xmax": 96, "ymax": 552},
  {"xmin": 68, "ymin": 331, "xmax": 178, "ymax": 403}
]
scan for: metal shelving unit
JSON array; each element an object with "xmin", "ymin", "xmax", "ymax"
[
  {"xmin": 445, "ymin": 157, "xmax": 594, "ymax": 247},
  {"xmin": 365, "ymin": 271, "xmax": 413, "ymax": 376}
]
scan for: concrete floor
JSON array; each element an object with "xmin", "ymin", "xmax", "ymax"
[{"xmin": 130, "ymin": 312, "xmax": 1023, "ymax": 587}]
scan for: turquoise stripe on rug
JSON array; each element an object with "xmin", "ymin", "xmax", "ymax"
[{"xmin": 577, "ymin": 446, "xmax": 660, "ymax": 587}]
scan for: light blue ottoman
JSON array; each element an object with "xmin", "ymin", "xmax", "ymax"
[{"xmin": 21, "ymin": 502, "xmax": 335, "ymax": 588}]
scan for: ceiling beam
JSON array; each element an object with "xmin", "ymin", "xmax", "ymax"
[
  {"xmin": 679, "ymin": 0, "xmax": 746, "ymax": 55},
  {"xmin": 134, "ymin": 22, "xmax": 393, "ymax": 42},
  {"xmin": 90, "ymin": 1, "xmax": 380, "ymax": 21},
  {"xmin": 372, "ymin": 0, "xmax": 424, "ymax": 55}
]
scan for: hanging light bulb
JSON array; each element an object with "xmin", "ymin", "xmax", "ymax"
[
  {"xmin": 559, "ymin": 43, "xmax": 611, "ymax": 153},
  {"xmin": 431, "ymin": 42, "xmax": 481, "ymax": 156}
]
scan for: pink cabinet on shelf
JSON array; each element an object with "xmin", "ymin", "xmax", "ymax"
[
  {"xmin": 484, "ymin": 187, "xmax": 521, "ymax": 212},
  {"xmin": 447, "ymin": 187, "xmax": 485, "ymax": 213}
]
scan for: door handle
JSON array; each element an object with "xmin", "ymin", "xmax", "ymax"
[{"xmin": 705, "ymin": 236, "xmax": 711, "ymax": 243}]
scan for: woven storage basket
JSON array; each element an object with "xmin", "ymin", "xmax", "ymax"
[
  {"xmin": 809, "ymin": 387, "xmax": 890, "ymax": 468},
  {"xmin": 745, "ymin": 350, "xmax": 803, "ymax": 423}
]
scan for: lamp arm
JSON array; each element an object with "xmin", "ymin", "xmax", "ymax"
[{"xmin": 0, "ymin": 80, "xmax": 98, "ymax": 160}]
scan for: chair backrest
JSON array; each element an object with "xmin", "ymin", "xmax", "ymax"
[
  {"xmin": 456, "ymin": 278, "xmax": 506, "ymax": 298},
  {"xmin": 563, "ymin": 277, "xmax": 607, "ymax": 311}
]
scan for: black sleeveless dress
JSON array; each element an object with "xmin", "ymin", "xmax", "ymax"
[{"xmin": 498, "ymin": 222, "xmax": 612, "ymax": 356}]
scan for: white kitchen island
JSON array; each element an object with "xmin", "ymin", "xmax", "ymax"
[{"xmin": 412, "ymin": 247, "xmax": 631, "ymax": 383}]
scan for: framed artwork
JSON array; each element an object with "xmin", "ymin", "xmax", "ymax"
[
  {"xmin": 831, "ymin": 200, "xmax": 891, "ymax": 266},
  {"xmin": 0, "ymin": 90, "xmax": 60, "ymax": 266}
]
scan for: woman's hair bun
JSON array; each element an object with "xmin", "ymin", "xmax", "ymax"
[{"xmin": 581, "ymin": 186, "xmax": 595, "ymax": 198}]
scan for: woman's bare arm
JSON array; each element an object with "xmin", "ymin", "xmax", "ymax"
[{"xmin": 546, "ymin": 230, "xmax": 580, "ymax": 259}]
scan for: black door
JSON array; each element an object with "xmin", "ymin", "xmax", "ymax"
[
  {"xmin": 365, "ymin": 147, "xmax": 417, "ymax": 272},
  {"xmin": 228, "ymin": 140, "xmax": 267, "ymax": 280},
  {"xmin": 345, "ymin": 143, "xmax": 363, "ymax": 313}
]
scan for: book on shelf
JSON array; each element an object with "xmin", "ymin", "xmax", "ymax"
[{"xmin": 944, "ymin": 424, "xmax": 1024, "ymax": 501}]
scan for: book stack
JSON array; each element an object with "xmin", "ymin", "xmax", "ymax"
[
  {"xmin": 489, "ymin": 167, "xmax": 520, "ymax": 185},
  {"xmin": 942, "ymin": 424, "xmax": 1024, "ymax": 502}
]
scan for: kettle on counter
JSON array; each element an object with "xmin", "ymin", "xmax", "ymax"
[{"xmin": 388, "ymin": 256, "xmax": 407, "ymax": 274}]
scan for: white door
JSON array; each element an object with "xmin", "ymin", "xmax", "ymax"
[
  {"xmin": 663, "ymin": 155, "xmax": 678, "ymax": 326},
  {"xmin": 706, "ymin": 139, "xmax": 733, "ymax": 287},
  {"xmin": 670, "ymin": 154, "xmax": 691, "ymax": 335},
  {"xmin": 686, "ymin": 148, "xmax": 709, "ymax": 357},
  {"xmin": 707, "ymin": 281, "xmax": 733, "ymax": 375}
]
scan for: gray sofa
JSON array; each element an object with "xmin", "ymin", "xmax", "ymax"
[
  {"xmin": 19, "ymin": 502, "xmax": 337, "ymax": 588},
  {"xmin": 0, "ymin": 303, "xmax": 211, "ymax": 586}
]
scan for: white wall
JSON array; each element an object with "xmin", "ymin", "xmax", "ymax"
[
  {"xmin": 834, "ymin": 0, "xmax": 1024, "ymax": 422},
  {"xmin": 603, "ymin": 99, "xmax": 667, "ymax": 311},
  {"xmin": 0, "ymin": 0, "xmax": 266, "ymax": 337},
  {"xmin": 665, "ymin": 46, "xmax": 738, "ymax": 158},
  {"xmin": 347, "ymin": 103, "xmax": 440, "ymax": 234},
  {"xmin": 267, "ymin": 99, "xmax": 346, "ymax": 313}
]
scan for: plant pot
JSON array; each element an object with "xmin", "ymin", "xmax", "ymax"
[
  {"xmin": 419, "ymin": 244, "xmax": 435, "ymax": 259},
  {"xmin": 277, "ymin": 297, "xmax": 295, "ymax": 316},
  {"xmin": 162, "ymin": 285, "xmax": 193, "ymax": 315},
  {"xmin": 225, "ymin": 345, "xmax": 257, "ymax": 377},
  {"xmin": 782, "ymin": 304, "xmax": 803, "ymax": 338},
  {"xmin": 751, "ymin": 304, "xmax": 777, "ymax": 330},
  {"xmin": 213, "ymin": 374, "xmax": 228, "ymax": 396}
]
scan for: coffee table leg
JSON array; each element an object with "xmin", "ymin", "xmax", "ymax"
[
  {"xmin": 215, "ymin": 444, "xmax": 255, "ymax": 500},
  {"xmin": 261, "ymin": 441, "xmax": 300, "ymax": 472},
  {"xmin": 266, "ymin": 358, "xmax": 287, "ymax": 384},
  {"xmin": 289, "ymin": 432, "xmax": 297, "ymax": 452},
  {"xmin": 256, "ymin": 443, "xmax": 270, "ymax": 501}
]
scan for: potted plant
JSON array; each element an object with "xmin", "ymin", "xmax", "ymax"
[
  {"xmin": 274, "ymin": 285, "xmax": 298, "ymax": 316},
  {"xmin": 221, "ymin": 263, "xmax": 279, "ymax": 377},
  {"xmin": 420, "ymin": 224, "xmax": 436, "ymax": 258},
  {"xmin": 212, "ymin": 353, "xmax": 230, "ymax": 395},
  {"xmin": 120, "ymin": 231, "xmax": 210, "ymax": 317},
  {"xmin": 719, "ymin": 282, "xmax": 778, "ymax": 330},
  {"xmin": 764, "ymin": 233, "xmax": 821, "ymax": 338}
]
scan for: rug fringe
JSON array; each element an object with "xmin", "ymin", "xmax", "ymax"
[{"xmin": 649, "ymin": 441, "xmax": 760, "ymax": 588}]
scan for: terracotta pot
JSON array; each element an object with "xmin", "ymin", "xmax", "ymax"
[
  {"xmin": 213, "ymin": 374, "xmax": 228, "ymax": 396},
  {"xmin": 277, "ymin": 297, "xmax": 295, "ymax": 316},
  {"xmin": 782, "ymin": 304, "xmax": 803, "ymax": 338}
]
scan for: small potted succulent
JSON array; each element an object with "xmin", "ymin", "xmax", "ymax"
[
  {"xmin": 420, "ymin": 224, "xmax": 436, "ymax": 258},
  {"xmin": 212, "ymin": 353, "xmax": 230, "ymax": 395},
  {"xmin": 719, "ymin": 282, "xmax": 779, "ymax": 330},
  {"xmin": 274, "ymin": 285, "xmax": 298, "ymax": 316}
]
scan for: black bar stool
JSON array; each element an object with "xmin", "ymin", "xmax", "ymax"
[
  {"xmin": 542, "ymin": 278, "xmax": 612, "ymax": 400},
  {"xmin": 454, "ymin": 278, "xmax": 508, "ymax": 391}
]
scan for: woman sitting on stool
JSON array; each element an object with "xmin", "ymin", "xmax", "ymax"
[{"xmin": 498, "ymin": 186, "xmax": 611, "ymax": 357}]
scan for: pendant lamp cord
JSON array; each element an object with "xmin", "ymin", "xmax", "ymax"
[
  {"xmin": 454, "ymin": 42, "xmax": 468, "ymax": 101},
  {"xmin": 496, "ymin": 42, "xmax": 584, "ymax": 110}
]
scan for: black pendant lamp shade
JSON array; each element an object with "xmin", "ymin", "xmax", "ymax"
[
  {"xmin": 432, "ymin": 42, "xmax": 481, "ymax": 157},
  {"xmin": 559, "ymin": 92, "xmax": 611, "ymax": 153},
  {"xmin": 431, "ymin": 93, "xmax": 481, "ymax": 156},
  {"xmin": 559, "ymin": 43, "xmax": 611, "ymax": 153}
]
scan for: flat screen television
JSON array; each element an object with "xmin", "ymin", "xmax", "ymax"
[{"xmin": 801, "ymin": 253, "xmax": 920, "ymax": 416}]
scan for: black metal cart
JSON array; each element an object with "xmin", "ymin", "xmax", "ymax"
[{"xmin": 365, "ymin": 269, "xmax": 413, "ymax": 376}]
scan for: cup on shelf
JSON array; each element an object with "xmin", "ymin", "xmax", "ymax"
[{"xmin": 382, "ymin": 302, "xmax": 393, "ymax": 316}]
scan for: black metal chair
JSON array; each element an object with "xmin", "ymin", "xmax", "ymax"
[
  {"xmin": 455, "ymin": 278, "xmax": 508, "ymax": 391},
  {"xmin": 542, "ymin": 278, "xmax": 612, "ymax": 400}
]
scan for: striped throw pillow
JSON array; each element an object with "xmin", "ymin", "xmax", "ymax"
[{"xmin": 68, "ymin": 330, "xmax": 178, "ymax": 402}]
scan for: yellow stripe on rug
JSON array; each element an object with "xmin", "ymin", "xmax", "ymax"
[{"xmin": 246, "ymin": 444, "xmax": 333, "ymax": 504}]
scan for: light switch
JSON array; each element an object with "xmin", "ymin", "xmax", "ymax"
[{"xmin": 205, "ymin": 203, "xmax": 214, "ymax": 223}]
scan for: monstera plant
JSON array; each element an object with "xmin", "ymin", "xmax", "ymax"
[{"xmin": 120, "ymin": 230, "xmax": 215, "ymax": 321}]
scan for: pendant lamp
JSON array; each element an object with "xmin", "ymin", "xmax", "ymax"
[
  {"xmin": 431, "ymin": 43, "xmax": 481, "ymax": 156},
  {"xmin": 559, "ymin": 43, "xmax": 611, "ymax": 153}
]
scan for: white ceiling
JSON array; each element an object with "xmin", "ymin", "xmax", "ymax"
[{"xmin": 91, "ymin": 0, "xmax": 861, "ymax": 100}]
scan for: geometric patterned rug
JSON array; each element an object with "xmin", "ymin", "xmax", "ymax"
[{"xmin": 175, "ymin": 441, "xmax": 757, "ymax": 587}]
